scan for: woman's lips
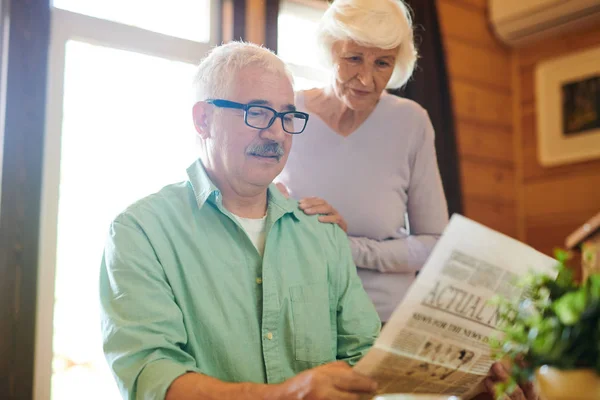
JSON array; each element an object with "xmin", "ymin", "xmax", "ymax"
[{"xmin": 350, "ymin": 88, "xmax": 371, "ymax": 97}]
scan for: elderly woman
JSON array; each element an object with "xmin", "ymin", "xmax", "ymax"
[
  {"xmin": 277, "ymin": 1, "xmax": 537, "ymax": 399},
  {"xmin": 278, "ymin": 0, "xmax": 447, "ymax": 323}
]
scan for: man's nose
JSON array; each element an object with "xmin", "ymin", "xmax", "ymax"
[{"xmin": 260, "ymin": 116, "xmax": 288, "ymax": 142}]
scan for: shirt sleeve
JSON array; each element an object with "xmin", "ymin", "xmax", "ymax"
[
  {"xmin": 348, "ymin": 110, "xmax": 449, "ymax": 274},
  {"xmin": 333, "ymin": 225, "xmax": 381, "ymax": 364},
  {"xmin": 100, "ymin": 213, "xmax": 202, "ymax": 400}
]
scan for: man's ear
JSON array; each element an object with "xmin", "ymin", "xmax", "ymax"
[{"xmin": 192, "ymin": 101, "xmax": 213, "ymax": 139}]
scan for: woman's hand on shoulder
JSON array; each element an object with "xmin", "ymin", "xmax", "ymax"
[
  {"xmin": 299, "ymin": 197, "xmax": 348, "ymax": 233},
  {"xmin": 275, "ymin": 183, "xmax": 348, "ymax": 232}
]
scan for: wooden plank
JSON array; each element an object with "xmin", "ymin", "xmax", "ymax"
[
  {"xmin": 520, "ymin": 111, "xmax": 600, "ymax": 181},
  {"xmin": 456, "ymin": 120, "xmax": 514, "ymax": 164},
  {"xmin": 526, "ymin": 209, "xmax": 599, "ymax": 256},
  {"xmin": 522, "ymin": 102, "xmax": 535, "ymax": 116},
  {"xmin": 511, "ymin": 52, "xmax": 527, "ymax": 241},
  {"xmin": 517, "ymin": 24, "xmax": 600, "ymax": 68},
  {"xmin": 221, "ymin": 0, "xmax": 234, "ymax": 43},
  {"xmin": 452, "ymin": 0, "xmax": 486, "ymax": 10},
  {"xmin": 460, "ymin": 159, "xmax": 516, "ymax": 204},
  {"xmin": 527, "ymin": 243, "xmax": 582, "ymax": 283},
  {"xmin": 520, "ymin": 64, "xmax": 534, "ymax": 105},
  {"xmin": 523, "ymin": 171, "xmax": 600, "ymax": 217},
  {"xmin": 264, "ymin": 0, "xmax": 280, "ymax": 52},
  {"xmin": 463, "ymin": 196, "xmax": 517, "ymax": 237},
  {"xmin": 437, "ymin": 0, "xmax": 507, "ymax": 51},
  {"xmin": 246, "ymin": 0, "xmax": 265, "ymax": 45},
  {"xmin": 444, "ymin": 38, "xmax": 511, "ymax": 91},
  {"xmin": 451, "ymin": 81, "xmax": 513, "ymax": 128}
]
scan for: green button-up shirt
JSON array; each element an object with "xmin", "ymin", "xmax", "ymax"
[{"xmin": 100, "ymin": 160, "xmax": 380, "ymax": 400}]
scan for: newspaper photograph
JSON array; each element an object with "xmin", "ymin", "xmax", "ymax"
[{"xmin": 354, "ymin": 214, "xmax": 558, "ymax": 399}]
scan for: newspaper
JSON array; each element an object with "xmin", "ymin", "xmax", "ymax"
[{"xmin": 354, "ymin": 214, "xmax": 558, "ymax": 399}]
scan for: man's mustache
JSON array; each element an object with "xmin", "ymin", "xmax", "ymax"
[{"xmin": 246, "ymin": 142, "xmax": 285, "ymax": 161}]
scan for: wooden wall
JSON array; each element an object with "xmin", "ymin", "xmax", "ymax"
[
  {"xmin": 514, "ymin": 26, "xmax": 600, "ymax": 256},
  {"xmin": 438, "ymin": 0, "xmax": 600, "ymax": 256},
  {"xmin": 436, "ymin": 0, "xmax": 518, "ymax": 238}
]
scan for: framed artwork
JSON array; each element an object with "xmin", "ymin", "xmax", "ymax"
[{"xmin": 535, "ymin": 45, "xmax": 600, "ymax": 166}]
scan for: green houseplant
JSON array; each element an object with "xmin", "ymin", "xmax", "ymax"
[{"xmin": 491, "ymin": 250, "xmax": 600, "ymax": 399}]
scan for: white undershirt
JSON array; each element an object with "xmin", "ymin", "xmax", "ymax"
[{"xmin": 232, "ymin": 214, "xmax": 267, "ymax": 256}]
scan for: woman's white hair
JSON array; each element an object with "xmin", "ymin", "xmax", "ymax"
[
  {"xmin": 317, "ymin": 0, "xmax": 417, "ymax": 89},
  {"xmin": 192, "ymin": 41, "xmax": 294, "ymax": 103}
]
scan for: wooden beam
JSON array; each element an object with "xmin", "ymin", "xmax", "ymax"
[
  {"xmin": 221, "ymin": 0, "xmax": 246, "ymax": 42},
  {"xmin": 245, "ymin": 0, "xmax": 266, "ymax": 45},
  {"xmin": 511, "ymin": 52, "xmax": 526, "ymax": 242},
  {"xmin": 0, "ymin": 0, "xmax": 51, "ymax": 398},
  {"xmin": 264, "ymin": 0, "xmax": 280, "ymax": 52}
]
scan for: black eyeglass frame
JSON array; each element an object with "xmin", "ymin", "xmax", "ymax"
[{"xmin": 205, "ymin": 99, "xmax": 309, "ymax": 134}]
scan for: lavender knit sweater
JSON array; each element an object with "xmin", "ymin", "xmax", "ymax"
[{"xmin": 278, "ymin": 91, "xmax": 449, "ymax": 321}]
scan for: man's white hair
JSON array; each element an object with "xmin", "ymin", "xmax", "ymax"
[
  {"xmin": 192, "ymin": 41, "xmax": 294, "ymax": 103},
  {"xmin": 317, "ymin": 0, "xmax": 417, "ymax": 89}
]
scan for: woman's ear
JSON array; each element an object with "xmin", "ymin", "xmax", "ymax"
[{"xmin": 192, "ymin": 101, "xmax": 212, "ymax": 139}]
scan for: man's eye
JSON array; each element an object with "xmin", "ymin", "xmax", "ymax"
[{"xmin": 248, "ymin": 109, "xmax": 266, "ymax": 117}]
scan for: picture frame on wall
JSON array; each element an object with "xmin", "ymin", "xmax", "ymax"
[{"xmin": 535, "ymin": 45, "xmax": 600, "ymax": 166}]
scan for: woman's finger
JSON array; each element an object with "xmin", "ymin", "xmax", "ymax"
[
  {"xmin": 318, "ymin": 215, "xmax": 348, "ymax": 232},
  {"xmin": 299, "ymin": 197, "xmax": 327, "ymax": 209},
  {"xmin": 305, "ymin": 205, "xmax": 336, "ymax": 215},
  {"xmin": 318, "ymin": 215, "xmax": 340, "ymax": 223}
]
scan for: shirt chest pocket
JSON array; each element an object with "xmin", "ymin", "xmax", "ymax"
[{"xmin": 289, "ymin": 284, "xmax": 334, "ymax": 363}]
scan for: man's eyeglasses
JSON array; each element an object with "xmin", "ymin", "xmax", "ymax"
[{"xmin": 206, "ymin": 99, "xmax": 309, "ymax": 134}]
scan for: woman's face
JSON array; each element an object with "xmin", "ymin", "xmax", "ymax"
[{"xmin": 331, "ymin": 40, "xmax": 399, "ymax": 111}]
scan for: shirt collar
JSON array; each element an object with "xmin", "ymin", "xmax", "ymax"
[
  {"xmin": 186, "ymin": 159, "xmax": 301, "ymax": 221},
  {"xmin": 186, "ymin": 159, "xmax": 219, "ymax": 208},
  {"xmin": 267, "ymin": 182, "xmax": 301, "ymax": 221}
]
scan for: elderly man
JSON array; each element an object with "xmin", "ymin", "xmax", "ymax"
[{"xmin": 99, "ymin": 42, "xmax": 381, "ymax": 400}]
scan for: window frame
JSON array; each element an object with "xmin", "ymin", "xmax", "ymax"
[{"xmin": 34, "ymin": 5, "xmax": 219, "ymax": 399}]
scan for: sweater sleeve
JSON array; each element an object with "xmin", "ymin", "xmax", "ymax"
[{"xmin": 349, "ymin": 109, "xmax": 449, "ymax": 273}]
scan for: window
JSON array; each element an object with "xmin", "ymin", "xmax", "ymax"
[
  {"xmin": 53, "ymin": 0, "xmax": 212, "ymax": 43},
  {"xmin": 35, "ymin": 3, "xmax": 218, "ymax": 400},
  {"xmin": 277, "ymin": 0, "xmax": 329, "ymax": 91}
]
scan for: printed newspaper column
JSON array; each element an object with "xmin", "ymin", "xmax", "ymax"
[{"xmin": 354, "ymin": 214, "xmax": 558, "ymax": 399}]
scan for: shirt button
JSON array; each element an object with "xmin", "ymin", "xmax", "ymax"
[
  {"xmin": 266, "ymin": 332, "xmax": 273, "ymax": 340},
  {"xmin": 256, "ymin": 277, "xmax": 262, "ymax": 284}
]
